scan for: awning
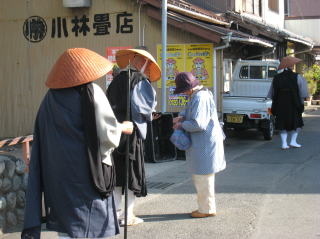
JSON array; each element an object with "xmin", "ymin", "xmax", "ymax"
[
  {"xmin": 227, "ymin": 11, "xmax": 314, "ymax": 48},
  {"xmin": 142, "ymin": 0, "xmax": 229, "ymax": 26},
  {"xmin": 146, "ymin": 6, "xmax": 275, "ymax": 48},
  {"xmin": 223, "ymin": 36, "xmax": 274, "ymax": 48}
]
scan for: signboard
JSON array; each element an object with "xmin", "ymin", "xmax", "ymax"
[
  {"xmin": 168, "ymin": 87, "xmax": 189, "ymax": 107},
  {"xmin": 23, "ymin": 12, "xmax": 133, "ymax": 43},
  {"xmin": 106, "ymin": 46, "xmax": 132, "ymax": 63}
]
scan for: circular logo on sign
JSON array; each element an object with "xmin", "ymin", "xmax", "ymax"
[{"xmin": 23, "ymin": 16, "xmax": 47, "ymax": 43}]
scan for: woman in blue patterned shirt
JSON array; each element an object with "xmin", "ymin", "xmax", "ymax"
[{"xmin": 173, "ymin": 72, "xmax": 226, "ymax": 218}]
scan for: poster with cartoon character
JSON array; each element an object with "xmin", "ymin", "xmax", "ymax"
[
  {"xmin": 186, "ymin": 44, "xmax": 213, "ymax": 87},
  {"xmin": 166, "ymin": 58, "xmax": 180, "ymax": 81},
  {"xmin": 157, "ymin": 44, "xmax": 185, "ymax": 88},
  {"xmin": 191, "ymin": 57, "xmax": 208, "ymax": 81}
]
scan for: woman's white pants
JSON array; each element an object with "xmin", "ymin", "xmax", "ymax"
[{"xmin": 192, "ymin": 174, "xmax": 216, "ymax": 214}]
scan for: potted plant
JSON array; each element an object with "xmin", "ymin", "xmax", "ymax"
[{"xmin": 303, "ymin": 64, "xmax": 320, "ymax": 103}]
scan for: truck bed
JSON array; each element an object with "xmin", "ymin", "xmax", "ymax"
[{"xmin": 223, "ymin": 95, "xmax": 272, "ymax": 114}]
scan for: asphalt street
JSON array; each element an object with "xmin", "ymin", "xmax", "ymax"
[
  {"xmin": 116, "ymin": 106, "xmax": 320, "ymax": 239},
  {"xmin": 2, "ymin": 106, "xmax": 320, "ymax": 239}
]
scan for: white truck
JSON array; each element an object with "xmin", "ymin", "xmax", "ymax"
[{"xmin": 223, "ymin": 59, "xmax": 279, "ymax": 140}]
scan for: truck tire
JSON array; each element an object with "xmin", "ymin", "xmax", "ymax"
[{"xmin": 262, "ymin": 117, "xmax": 275, "ymax": 140}]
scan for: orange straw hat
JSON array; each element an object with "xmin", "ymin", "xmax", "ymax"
[
  {"xmin": 278, "ymin": 56, "xmax": 302, "ymax": 70},
  {"xmin": 46, "ymin": 48, "xmax": 113, "ymax": 89},
  {"xmin": 115, "ymin": 49, "xmax": 161, "ymax": 82}
]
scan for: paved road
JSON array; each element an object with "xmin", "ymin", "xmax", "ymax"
[
  {"xmin": 2, "ymin": 106, "xmax": 320, "ymax": 239},
  {"xmin": 114, "ymin": 107, "xmax": 320, "ymax": 239}
]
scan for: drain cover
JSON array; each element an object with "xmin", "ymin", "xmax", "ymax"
[{"xmin": 147, "ymin": 182, "xmax": 175, "ymax": 190}]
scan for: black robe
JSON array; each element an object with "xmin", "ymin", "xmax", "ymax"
[
  {"xmin": 106, "ymin": 70, "xmax": 148, "ymax": 197},
  {"xmin": 271, "ymin": 69, "xmax": 304, "ymax": 131}
]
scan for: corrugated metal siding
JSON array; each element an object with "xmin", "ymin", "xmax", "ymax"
[{"xmin": 0, "ymin": 0, "xmax": 215, "ymax": 137}]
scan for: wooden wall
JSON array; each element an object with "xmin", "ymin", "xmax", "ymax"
[{"xmin": 0, "ymin": 0, "xmax": 218, "ymax": 137}]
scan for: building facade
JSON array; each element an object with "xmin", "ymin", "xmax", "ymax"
[
  {"xmin": 0, "ymin": 0, "xmax": 315, "ymax": 137},
  {"xmin": 0, "ymin": 0, "xmax": 211, "ymax": 137}
]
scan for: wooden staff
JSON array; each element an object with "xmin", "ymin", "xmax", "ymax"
[{"xmin": 124, "ymin": 62, "xmax": 131, "ymax": 239}]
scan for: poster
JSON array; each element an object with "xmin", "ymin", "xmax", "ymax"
[
  {"xmin": 157, "ymin": 44, "xmax": 185, "ymax": 88},
  {"xmin": 185, "ymin": 44, "xmax": 213, "ymax": 87},
  {"xmin": 157, "ymin": 43, "xmax": 213, "ymax": 88},
  {"xmin": 168, "ymin": 87, "xmax": 189, "ymax": 107},
  {"xmin": 105, "ymin": 46, "xmax": 132, "ymax": 82}
]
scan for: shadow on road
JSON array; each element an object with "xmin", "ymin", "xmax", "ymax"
[{"xmin": 140, "ymin": 213, "xmax": 191, "ymax": 222}]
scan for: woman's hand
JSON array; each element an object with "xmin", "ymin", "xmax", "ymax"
[
  {"xmin": 121, "ymin": 121, "xmax": 134, "ymax": 135},
  {"xmin": 173, "ymin": 116, "xmax": 184, "ymax": 124},
  {"xmin": 173, "ymin": 122, "xmax": 182, "ymax": 130}
]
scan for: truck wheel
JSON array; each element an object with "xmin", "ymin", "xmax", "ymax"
[{"xmin": 263, "ymin": 118, "xmax": 274, "ymax": 140}]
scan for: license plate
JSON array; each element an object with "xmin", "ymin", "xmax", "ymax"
[{"xmin": 226, "ymin": 114, "xmax": 244, "ymax": 123}]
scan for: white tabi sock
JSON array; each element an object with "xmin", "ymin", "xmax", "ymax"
[
  {"xmin": 280, "ymin": 131, "xmax": 289, "ymax": 149},
  {"xmin": 290, "ymin": 130, "xmax": 301, "ymax": 148}
]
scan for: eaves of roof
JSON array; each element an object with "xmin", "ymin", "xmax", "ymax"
[
  {"xmin": 141, "ymin": 0, "xmax": 229, "ymax": 26},
  {"xmin": 146, "ymin": 6, "xmax": 275, "ymax": 48},
  {"xmin": 226, "ymin": 11, "xmax": 314, "ymax": 48}
]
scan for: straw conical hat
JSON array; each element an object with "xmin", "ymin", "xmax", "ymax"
[
  {"xmin": 115, "ymin": 49, "xmax": 161, "ymax": 82},
  {"xmin": 278, "ymin": 56, "xmax": 302, "ymax": 70},
  {"xmin": 46, "ymin": 48, "xmax": 113, "ymax": 89}
]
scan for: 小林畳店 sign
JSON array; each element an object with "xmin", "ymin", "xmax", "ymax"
[{"xmin": 23, "ymin": 12, "xmax": 133, "ymax": 43}]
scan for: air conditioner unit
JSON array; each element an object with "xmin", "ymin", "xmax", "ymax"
[{"xmin": 63, "ymin": 0, "xmax": 91, "ymax": 7}]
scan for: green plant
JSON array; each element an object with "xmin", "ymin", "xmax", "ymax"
[{"xmin": 303, "ymin": 64, "xmax": 320, "ymax": 97}]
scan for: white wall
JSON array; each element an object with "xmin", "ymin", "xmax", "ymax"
[
  {"xmin": 262, "ymin": 0, "xmax": 285, "ymax": 29},
  {"xmin": 285, "ymin": 19, "xmax": 320, "ymax": 45}
]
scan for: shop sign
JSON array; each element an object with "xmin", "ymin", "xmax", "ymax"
[{"xmin": 23, "ymin": 12, "xmax": 133, "ymax": 43}]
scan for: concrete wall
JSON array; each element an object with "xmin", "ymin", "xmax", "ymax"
[{"xmin": 0, "ymin": 0, "xmax": 210, "ymax": 137}]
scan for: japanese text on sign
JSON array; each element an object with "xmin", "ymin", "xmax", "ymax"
[{"xmin": 23, "ymin": 12, "xmax": 133, "ymax": 42}]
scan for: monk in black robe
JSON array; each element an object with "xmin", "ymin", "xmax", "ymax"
[
  {"xmin": 107, "ymin": 49, "xmax": 160, "ymax": 226},
  {"xmin": 268, "ymin": 56, "xmax": 308, "ymax": 149}
]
